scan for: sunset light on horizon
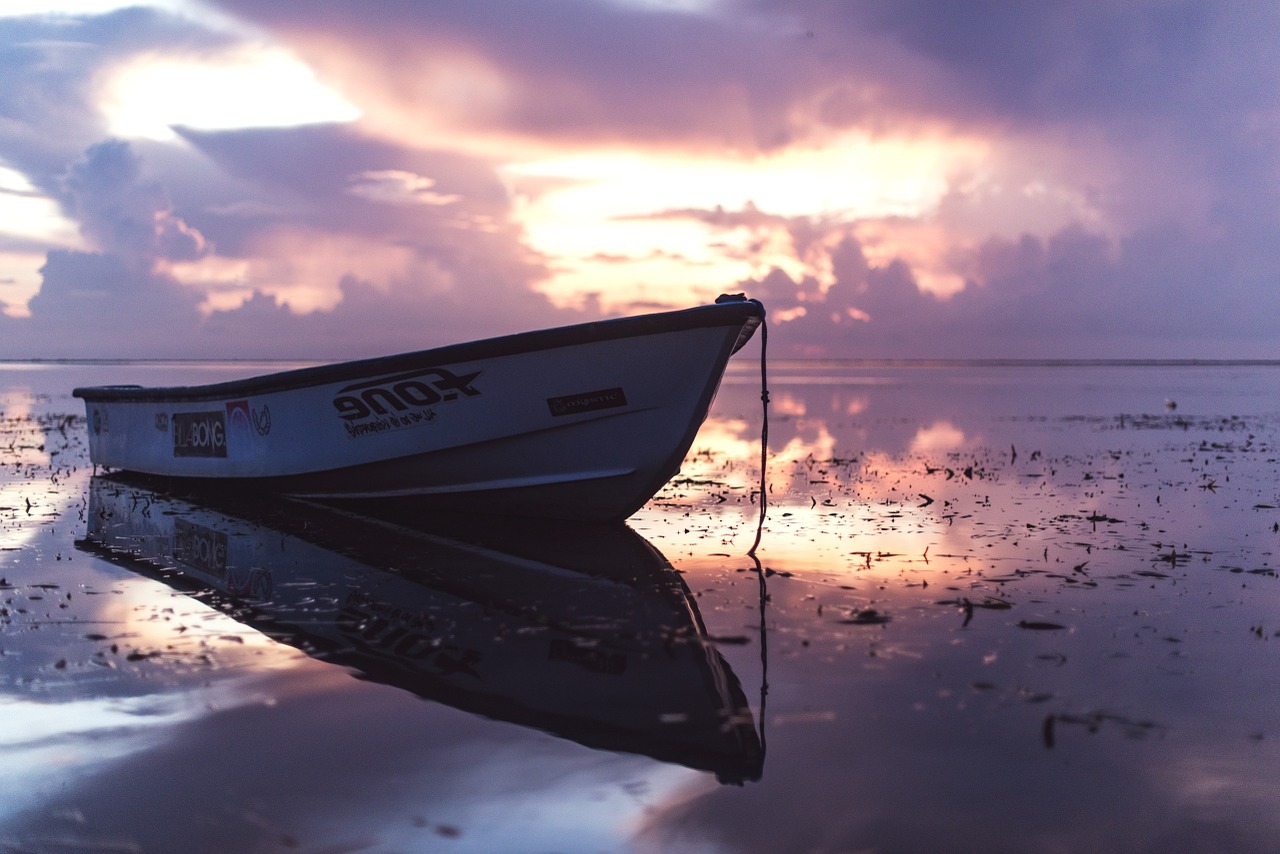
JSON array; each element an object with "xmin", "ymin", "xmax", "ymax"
[{"xmin": 2, "ymin": 1, "xmax": 1278, "ymax": 359}]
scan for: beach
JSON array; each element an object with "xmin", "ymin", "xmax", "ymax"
[{"xmin": 2, "ymin": 360, "xmax": 1278, "ymax": 852}]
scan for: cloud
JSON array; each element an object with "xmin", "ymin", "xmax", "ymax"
[
  {"xmin": 170, "ymin": 124, "xmax": 513, "ymax": 248},
  {"xmin": 0, "ymin": 8, "xmax": 236, "ymax": 188},
  {"xmin": 194, "ymin": 0, "xmax": 1280, "ymax": 348},
  {"xmin": 61, "ymin": 138, "xmax": 209, "ymax": 264},
  {"xmin": 0, "ymin": 129, "xmax": 577, "ymax": 359},
  {"xmin": 12, "ymin": 249, "xmax": 206, "ymax": 358},
  {"xmin": 2, "ymin": 1, "xmax": 1280, "ymax": 358},
  {"xmin": 207, "ymin": 0, "xmax": 818, "ymax": 151},
  {"xmin": 724, "ymin": 216, "xmax": 1280, "ymax": 360},
  {"xmin": 0, "ymin": 1, "xmax": 590, "ymax": 358},
  {"xmin": 839, "ymin": 3, "xmax": 1210, "ymax": 119},
  {"xmin": 347, "ymin": 170, "xmax": 461, "ymax": 207}
]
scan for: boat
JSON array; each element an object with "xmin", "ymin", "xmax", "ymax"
[
  {"xmin": 73, "ymin": 296, "xmax": 764, "ymax": 521},
  {"xmin": 78, "ymin": 474, "xmax": 765, "ymax": 784}
]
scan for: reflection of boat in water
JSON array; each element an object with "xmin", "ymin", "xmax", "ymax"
[{"xmin": 78, "ymin": 474, "xmax": 764, "ymax": 784}]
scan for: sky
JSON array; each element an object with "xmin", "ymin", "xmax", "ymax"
[{"xmin": 0, "ymin": 0, "xmax": 1277, "ymax": 359}]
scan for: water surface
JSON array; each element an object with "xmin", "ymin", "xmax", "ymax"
[{"xmin": 2, "ymin": 360, "xmax": 1278, "ymax": 852}]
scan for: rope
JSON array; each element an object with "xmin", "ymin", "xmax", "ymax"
[
  {"xmin": 746, "ymin": 305, "xmax": 769, "ymax": 558},
  {"xmin": 744, "ymin": 303, "xmax": 770, "ymax": 767},
  {"xmin": 751, "ymin": 549, "xmax": 769, "ymax": 772}
]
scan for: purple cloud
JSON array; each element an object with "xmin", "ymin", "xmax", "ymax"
[
  {"xmin": 61, "ymin": 139, "xmax": 209, "ymax": 264},
  {"xmin": 2, "ymin": 1, "xmax": 1279, "ymax": 358},
  {"xmin": 0, "ymin": 132, "xmax": 577, "ymax": 359}
]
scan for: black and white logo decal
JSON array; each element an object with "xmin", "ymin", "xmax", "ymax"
[
  {"xmin": 173, "ymin": 411, "xmax": 227, "ymax": 457},
  {"xmin": 333, "ymin": 366, "xmax": 481, "ymax": 438}
]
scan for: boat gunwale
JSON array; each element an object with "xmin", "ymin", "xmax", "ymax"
[{"xmin": 72, "ymin": 300, "xmax": 763, "ymax": 404}]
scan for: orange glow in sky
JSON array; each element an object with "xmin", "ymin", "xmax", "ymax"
[
  {"xmin": 100, "ymin": 46, "xmax": 360, "ymax": 141},
  {"xmin": 502, "ymin": 132, "xmax": 989, "ymax": 311},
  {"xmin": 0, "ymin": 165, "xmax": 82, "ymax": 316}
]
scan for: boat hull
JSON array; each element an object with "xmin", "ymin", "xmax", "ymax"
[{"xmin": 73, "ymin": 299, "xmax": 763, "ymax": 520}]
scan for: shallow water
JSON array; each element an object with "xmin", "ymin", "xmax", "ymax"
[{"xmin": 2, "ymin": 360, "xmax": 1279, "ymax": 853}]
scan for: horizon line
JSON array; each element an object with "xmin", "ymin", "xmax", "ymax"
[{"xmin": 3, "ymin": 357, "xmax": 1279, "ymax": 369}]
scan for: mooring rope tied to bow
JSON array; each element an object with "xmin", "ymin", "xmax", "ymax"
[{"xmin": 747, "ymin": 302, "xmax": 769, "ymax": 559}]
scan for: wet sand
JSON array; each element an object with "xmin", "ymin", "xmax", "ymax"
[{"xmin": 2, "ymin": 360, "xmax": 1278, "ymax": 852}]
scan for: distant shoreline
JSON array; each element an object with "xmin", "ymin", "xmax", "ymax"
[
  {"xmin": 731, "ymin": 358, "xmax": 1280, "ymax": 369},
  {"xmin": 0, "ymin": 358, "xmax": 324, "ymax": 367},
  {"xmin": 3, "ymin": 357, "xmax": 1279, "ymax": 369}
]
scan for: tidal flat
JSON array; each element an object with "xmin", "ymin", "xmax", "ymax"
[{"xmin": 1, "ymin": 360, "xmax": 1278, "ymax": 853}]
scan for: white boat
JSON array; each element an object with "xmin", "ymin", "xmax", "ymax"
[
  {"xmin": 73, "ymin": 296, "xmax": 764, "ymax": 521},
  {"xmin": 79, "ymin": 475, "xmax": 765, "ymax": 783}
]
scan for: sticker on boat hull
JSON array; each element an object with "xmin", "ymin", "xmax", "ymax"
[
  {"xmin": 333, "ymin": 366, "xmax": 481, "ymax": 438},
  {"xmin": 547, "ymin": 387, "xmax": 627, "ymax": 417},
  {"xmin": 173, "ymin": 411, "xmax": 227, "ymax": 457},
  {"xmin": 226, "ymin": 400, "xmax": 253, "ymax": 449},
  {"xmin": 252, "ymin": 404, "xmax": 271, "ymax": 436}
]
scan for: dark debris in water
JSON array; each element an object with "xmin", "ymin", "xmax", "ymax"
[
  {"xmin": 837, "ymin": 608, "xmax": 891, "ymax": 625},
  {"xmin": 660, "ymin": 390, "xmax": 1280, "ymax": 761},
  {"xmin": 1017, "ymin": 620, "xmax": 1068, "ymax": 631},
  {"xmin": 1043, "ymin": 711, "xmax": 1167, "ymax": 749}
]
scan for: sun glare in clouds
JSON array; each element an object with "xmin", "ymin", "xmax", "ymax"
[
  {"xmin": 0, "ymin": 166, "xmax": 81, "ymax": 247},
  {"xmin": 101, "ymin": 46, "xmax": 360, "ymax": 141},
  {"xmin": 504, "ymin": 131, "xmax": 988, "ymax": 312},
  {"xmin": 0, "ymin": 165, "xmax": 83, "ymax": 316}
]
